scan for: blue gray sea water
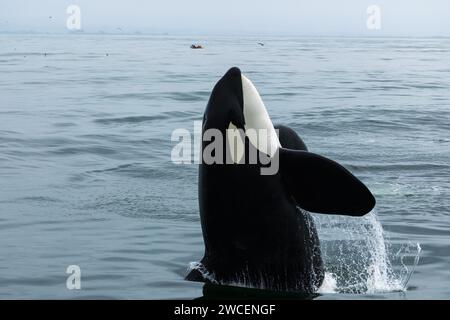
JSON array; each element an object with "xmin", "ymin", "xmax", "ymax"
[{"xmin": 0, "ymin": 34, "xmax": 449, "ymax": 299}]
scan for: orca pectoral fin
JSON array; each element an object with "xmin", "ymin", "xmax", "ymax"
[{"xmin": 279, "ymin": 148, "xmax": 376, "ymax": 216}]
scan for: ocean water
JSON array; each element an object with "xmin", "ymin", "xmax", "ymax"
[{"xmin": 0, "ymin": 34, "xmax": 449, "ymax": 299}]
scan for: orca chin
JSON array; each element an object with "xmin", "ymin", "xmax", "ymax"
[{"xmin": 187, "ymin": 67, "xmax": 376, "ymax": 293}]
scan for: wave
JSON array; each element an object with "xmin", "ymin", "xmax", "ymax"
[
  {"xmin": 94, "ymin": 110, "xmax": 199, "ymax": 125},
  {"xmin": 94, "ymin": 115, "xmax": 169, "ymax": 124},
  {"xmin": 346, "ymin": 163, "xmax": 449, "ymax": 172}
]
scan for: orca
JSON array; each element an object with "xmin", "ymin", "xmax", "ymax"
[{"xmin": 186, "ymin": 67, "xmax": 376, "ymax": 292}]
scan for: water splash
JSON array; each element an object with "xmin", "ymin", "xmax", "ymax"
[
  {"xmin": 188, "ymin": 261, "xmax": 218, "ymax": 284},
  {"xmin": 397, "ymin": 242, "xmax": 421, "ymax": 290},
  {"xmin": 317, "ymin": 272, "xmax": 338, "ymax": 293},
  {"xmin": 188, "ymin": 209, "xmax": 420, "ymax": 295},
  {"xmin": 314, "ymin": 210, "xmax": 420, "ymax": 294}
]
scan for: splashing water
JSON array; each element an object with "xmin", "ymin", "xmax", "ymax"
[
  {"xmin": 188, "ymin": 261, "xmax": 218, "ymax": 284},
  {"xmin": 188, "ymin": 209, "xmax": 420, "ymax": 295},
  {"xmin": 314, "ymin": 210, "xmax": 421, "ymax": 294},
  {"xmin": 317, "ymin": 272, "xmax": 338, "ymax": 293}
]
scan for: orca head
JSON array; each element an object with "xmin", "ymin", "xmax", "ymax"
[
  {"xmin": 203, "ymin": 67, "xmax": 245, "ymax": 132},
  {"xmin": 204, "ymin": 67, "xmax": 280, "ymax": 160}
]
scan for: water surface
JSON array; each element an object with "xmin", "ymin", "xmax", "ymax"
[{"xmin": 0, "ymin": 34, "xmax": 449, "ymax": 299}]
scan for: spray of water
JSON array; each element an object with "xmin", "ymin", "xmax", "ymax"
[
  {"xmin": 188, "ymin": 209, "xmax": 420, "ymax": 295},
  {"xmin": 314, "ymin": 210, "xmax": 420, "ymax": 294},
  {"xmin": 188, "ymin": 261, "xmax": 218, "ymax": 284}
]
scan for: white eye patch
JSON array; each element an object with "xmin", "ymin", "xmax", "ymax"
[{"xmin": 227, "ymin": 122, "xmax": 245, "ymax": 164}]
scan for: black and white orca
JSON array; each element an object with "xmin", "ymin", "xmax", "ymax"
[{"xmin": 186, "ymin": 67, "xmax": 376, "ymax": 292}]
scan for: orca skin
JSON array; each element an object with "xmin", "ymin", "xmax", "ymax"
[{"xmin": 186, "ymin": 67, "xmax": 376, "ymax": 292}]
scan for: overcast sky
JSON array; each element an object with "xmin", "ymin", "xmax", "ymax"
[{"xmin": 0, "ymin": 0, "xmax": 449, "ymax": 36}]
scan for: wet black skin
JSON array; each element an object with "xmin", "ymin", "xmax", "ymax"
[{"xmin": 186, "ymin": 67, "xmax": 375, "ymax": 292}]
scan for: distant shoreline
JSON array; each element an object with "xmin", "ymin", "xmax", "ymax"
[{"xmin": 0, "ymin": 31, "xmax": 449, "ymax": 40}]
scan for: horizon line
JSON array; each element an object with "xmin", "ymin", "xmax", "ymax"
[{"xmin": 1, "ymin": 30, "xmax": 450, "ymax": 40}]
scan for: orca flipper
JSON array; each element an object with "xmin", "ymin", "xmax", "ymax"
[{"xmin": 279, "ymin": 148, "xmax": 376, "ymax": 216}]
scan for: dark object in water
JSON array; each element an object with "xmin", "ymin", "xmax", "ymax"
[
  {"xmin": 191, "ymin": 44, "xmax": 203, "ymax": 49},
  {"xmin": 258, "ymin": 42, "xmax": 265, "ymax": 46},
  {"xmin": 185, "ymin": 67, "xmax": 376, "ymax": 293}
]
